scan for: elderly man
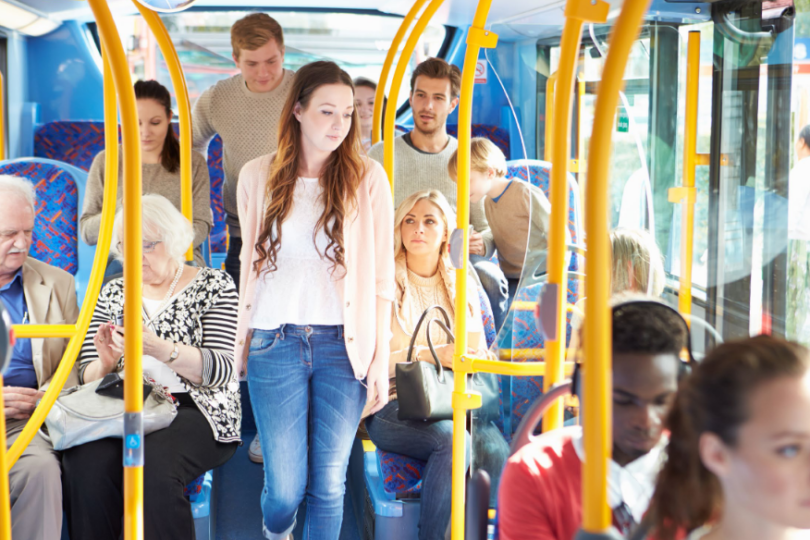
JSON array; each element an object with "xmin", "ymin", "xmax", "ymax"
[{"xmin": 0, "ymin": 175, "xmax": 79, "ymax": 539}]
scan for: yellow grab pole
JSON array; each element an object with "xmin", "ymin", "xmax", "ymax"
[
  {"xmin": 373, "ymin": 0, "xmax": 429, "ymax": 146},
  {"xmin": 87, "ymin": 1, "xmax": 144, "ymax": 539},
  {"xmin": 669, "ymin": 31, "xmax": 700, "ymax": 319},
  {"xmin": 581, "ymin": 0, "xmax": 651, "ymax": 532},
  {"xmin": 543, "ymin": 72, "xmax": 556, "ymax": 162},
  {"xmin": 543, "ymin": 0, "xmax": 608, "ymax": 434},
  {"xmin": 134, "ymin": 2, "xmax": 194, "ymax": 262},
  {"xmin": 0, "ymin": 72, "xmax": 5, "ymax": 161},
  {"xmin": 0, "ymin": 377, "xmax": 10, "ymax": 540},
  {"xmin": 6, "ymin": 50, "xmax": 120, "ymax": 467},
  {"xmin": 450, "ymin": 8, "xmax": 498, "ymax": 539},
  {"xmin": 383, "ymin": 0, "xmax": 446, "ymax": 192}
]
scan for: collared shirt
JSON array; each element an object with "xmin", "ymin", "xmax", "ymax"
[{"xmin": 0, "ymin": 270, "xmax": 36, "ymax": 388}]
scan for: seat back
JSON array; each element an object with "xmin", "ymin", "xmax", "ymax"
[
  {"xmin": 499, "ymin": 160, "xmax": 584, "ymax": 437},
  {"xmin": 0, "ymin": 158, "xmax": 92, "ymax": 303},
  {"xmin": 34, "ymin": 121, "xmax": 227, "ymax": 254}
]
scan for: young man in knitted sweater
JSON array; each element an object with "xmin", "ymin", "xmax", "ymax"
[
  {"xmin": 368, "ymin": 58, "xmax": 508, "ymax": 330},
  {"xmin": 192, "ymin": 13, "xmax": 294, "ymax": 289}
]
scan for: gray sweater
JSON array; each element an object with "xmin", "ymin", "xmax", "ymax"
[
  {"xmin": 368, "ymin": 134, "xmax": 492, "ymax": 253},
  {"xmin": 80, "ymin": 148, "xmax": 212, "ymax": 266}
]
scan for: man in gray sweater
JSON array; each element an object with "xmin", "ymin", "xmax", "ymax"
[
  {"xmin": 192, "ymin": 13, "xmax": 294, "ymax": 290},
  {"xmin": 368, "ymin": 58, "xmax": 508, "ymax": 329}
]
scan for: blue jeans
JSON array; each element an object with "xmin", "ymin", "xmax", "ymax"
[
  {"xmin": 247, "ymin": 325, "xmax": 367, "ymax": 540},
  {"xmin": 471, "ymin": 254, "xmax": 509, "ymax": 331}
]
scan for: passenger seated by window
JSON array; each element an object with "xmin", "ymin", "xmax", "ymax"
[
  {"xmin": 648, "ymin": 335, "xmax": 810, "ymax": 540},
  {"xmin": 353, "ymin": 77, "xmax": 387, "ymax": 152},
  {"xmin": 498, "ymin": 297, "xmax": 688, "ymax": 540},
  {"xmin": 448, "ymin": 137, "xmax": 555, "ymax": 326},
  {"xmin": 62, "ymin": 195, "xmax": 240, "ymax": 540},
  {"xmin": 0, "ymin": 175, "xmax": 79, "ymax": 539},
  {"xmin": 364, "ymin": 189, "xmax": 509, "ymax": 540},
  {"xmin": 81, "ymin": 80, "xmax": 212, "ymax": 268}
]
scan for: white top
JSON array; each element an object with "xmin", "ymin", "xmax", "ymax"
[
  {"xmin": 251, "ymin": 177, "xmax": 345, "ymax": 330},
  {"xmin": 141, "ymin": 296, "xmax": 186, "ymax": 394},
  {"xmin": 789, "ymin": 157, "xmax": 810, "ymax": 240},
  {"xmin": 572, "ymin": 426, "xmax": 667, "ymax": 524}
]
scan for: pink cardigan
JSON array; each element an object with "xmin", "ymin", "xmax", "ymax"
[{"xmin": 234, "ymin": 153, "xmax": 396, "ymax": 379}]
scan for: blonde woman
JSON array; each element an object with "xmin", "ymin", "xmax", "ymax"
[{"xmin": 364, "ymin": 189, "xmax": 509, "ymax": 540}]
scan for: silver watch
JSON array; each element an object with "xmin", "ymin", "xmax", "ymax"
[{"xmin": 166, "ymin": 342, "xmax": 180, "ymax": 364}]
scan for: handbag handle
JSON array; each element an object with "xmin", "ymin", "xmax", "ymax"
[
  {"xmin": 406, "ymin": 305, "xmax": 452, "ymax": 369},
  {"xmin": 426, "ymin": 317, "xmax": 455, "ymax": 382}
]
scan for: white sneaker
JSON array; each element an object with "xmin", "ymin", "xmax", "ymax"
[{"xmin": 248, "ymin": 433, "xmax": 263, "ymax": 464}]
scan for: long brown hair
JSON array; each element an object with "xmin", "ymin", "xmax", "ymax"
[
  {"xmin": 649, "ymin": 335, "xmax": 810, "ymax": 540},
  {"xmin": 134, "ymin": 80, "xmax": 180, "ymax": 173},
  {"xmin": 254, "ymin": 61, "xmax": 365, "ymax": 274}
]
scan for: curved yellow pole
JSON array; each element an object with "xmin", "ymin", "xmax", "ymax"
[
  {"xmin": 450, "ymin": 8, "xmax": 498, "ymax": 539},
  {"xmin": 543, "ymin": 0, "xmax": 607, "ymax": 433},
  {"xmin": 134, "ymin": 2, "xmax": 194, "ymax": 262},
  {"xmin": 87, "ymin": 1, "xmax": 144, "ymax": 538},
  {"xmin": 383, "ymin": 0, "xmax": 446, "ymax": 192},
  {"xmin": 372, "ymin": 0, "xmax": 429, "ymax": 146},
  {"xmin": 669, "ymin": 30, "xmax": 700, "ymax": 319},
  {"xmin": 582, "ymin": 0, "xmax": 651, "ymax": 532},
  {"xmin": 0, "ymin": 72, "xmax": 5, "ymax": 161},
  {"xmin": 0, "ymin": 378, "xmax": 10, "ymax": 540},
  {"xmin": 6, "ymin": 51, "xmax": 120, "ymax": 468}
]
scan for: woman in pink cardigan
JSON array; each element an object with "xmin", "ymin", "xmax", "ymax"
[{"xmin": 235, "ymin": 61, "xmax": 395, "ymax": 540}]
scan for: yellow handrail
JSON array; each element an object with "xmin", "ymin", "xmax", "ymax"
[
  {"xmin": 544, "ymin": 0, "xmax": 608, "ymax": 433},
  {"xmin": 383, "ymin": 0, "xmax": 446, "ymax": 192},
  {"xmin": 544, "ymin": 72, "xmax": 556, "ymax": 162},
  {"xmin": 669, "ymin": 30, "xmax": 700, "ymax": 320},
  {"xmin": 372, "ymin": 0, "xmax": 429, "ymax": 147},
  {"xmin": 0, "ymin": 377, "xmax": 10, "ymax": 540},
  {"xmin": 581, "ymin": 0, "xmax": 651, "ymax": 531},
  {"xmin": 0, "ymin": 71, "xmax": 5, "ymax": 161},
  {"xmin": 450, "ymin": 5, "xmax": 498, "ymax": 539},
  {"xmin": 134, "ymin": 2, "xmax": 194, "ymax": 262},
  {"xmin": 6, "ymin": 50, "xmax": 120, "ymax": 469},
  {"xmin": 87, "ymin": 1, "xmax": 145, "ymax": 538}
]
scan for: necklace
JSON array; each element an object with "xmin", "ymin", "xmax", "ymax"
[{"xmin": 145, "ymin": 264, "xmax": 184, "ymax": 324}]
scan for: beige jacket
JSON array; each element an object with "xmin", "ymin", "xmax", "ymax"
[{"xmin": 21, "ymin": 257, "xmax": 80, "ymax": 389}]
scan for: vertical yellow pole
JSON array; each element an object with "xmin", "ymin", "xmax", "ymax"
[
  {"xmin": 0, "ymin": 377, "xmax": 10, "ymax": 540},
  {"xmin": 670, "ymin": 31, "xmax": 700, "ymax": 319},
  {"xmin": 543, "ymin": 0, "xmax": 608, "ymax": 434},
  {"xmin": 451, "ymin": 12, "xmax": 498, "ymax": 540},
  {"xmin": 372, "ymin": 0, "xmax": 429, "ymax": 146},
  {"xmin": 581, "ymin": 0, "xmax": 651, "ymax": 532},
  {"xmin": 87, "ymin": 2, "xmax": 144, "ymax": 539},
  {"xmin": 6, "ymin": 49, "xmax": 120, "ymax": 468},
  {"xmin": 383, "ymin": 0, "xmax": 446, "ymax": 192},
  {"xmin": 0, "ymin": 72, "xmax": 4, "ymax": 161},
  {"xmin": 544, "ymin": 73, "xmax": 556, "ymax": 162},
  {"xmin": 134, "ymin": 3, "xmax": 194, "ymax": 262}
]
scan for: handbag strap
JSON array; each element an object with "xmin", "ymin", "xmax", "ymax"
[
  {"xmin": 426, "ymin": 318, "xmax": 455, "ymax": 381},
  {"xmin": 406, "ymin": 305, "xmax": 451, "ymax": 364}
]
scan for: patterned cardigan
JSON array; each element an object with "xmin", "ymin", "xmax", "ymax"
[{"xmin": 78, "ymin": 268, "xmax": 241, "ymax": 443}]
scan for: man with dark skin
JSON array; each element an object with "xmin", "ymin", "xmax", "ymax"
[{"xmin": 498, "ymin": 297, "xmax": 687, "ymax": 540}]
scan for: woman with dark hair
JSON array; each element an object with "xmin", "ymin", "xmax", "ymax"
[
  {"xmin": 353, "ymin": 77, "xmax": 386, "ymax": 151},
  {"xmin": 80, "ymin": 79, "xmax": 212, "ymax": 267},
  {"xmin": 648, "ymin": 335, "xmax": 810, "ymax": 540},
  {"xmin": 235, "ymin": 61, "xmax": 394, "ymax": 540}
]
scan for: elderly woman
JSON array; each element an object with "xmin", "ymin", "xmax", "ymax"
[
  {"xmin": 364, "ymin": 189, "xmax": 509, "ymax": 540},
  {"xmin": 61, "ymin": 194, "xmax": 240, "ymax": 540}
]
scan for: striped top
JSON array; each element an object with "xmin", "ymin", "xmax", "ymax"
[{"xmin": 78, "ymin": 267, "xmax": 242, "ymax": 443}]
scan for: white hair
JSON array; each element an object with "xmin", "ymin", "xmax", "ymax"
[
  {"xmin": 0, "ymin": 175, "xmax": 36, "ymax": 212},
  {"xmin": 111, "ymin": 194, "xmax": 194, "ymax": 263}
]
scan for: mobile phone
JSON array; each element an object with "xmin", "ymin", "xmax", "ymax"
[{"xmin": 114, "ymin": 314, "xmax": 124, "ymax": 335}]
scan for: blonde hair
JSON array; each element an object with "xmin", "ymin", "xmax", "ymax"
[
  {"xmin": 447, "ymin": 137, "xmax": 508, "ymax": 180},
  {"xmin": 231, "ymin": 13, "xmax": 284, "ymax": 59},
  {"xmin": 394, "ymin": 190, "xmax": 456, "ymax": 259},
  {"xmin": 111, "ymin": 194, "xmax": 194, "ymax": 264},
  {"xmin": 610, "ymin": 228, "xmax": 665, "ymax": 296}
]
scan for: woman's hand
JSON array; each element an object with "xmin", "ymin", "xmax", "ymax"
[
  {"xmin": 110, "ymin": 324, "xmax": 173, "ymax": 361},
  {"xmin": 423, "ymin": 344, "xmax": 480, "ymax": 369},
  {"xmin": 365, "ymin": 351, "xmax": 390, "ymax": 415},
  {"xmin": 94, "ymin": 323, "xmax": 123, "ymax": 371}
]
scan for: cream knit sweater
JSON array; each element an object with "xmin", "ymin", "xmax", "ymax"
[{"xmin": 192, "ymin": 71, "xmax": 294, "ymax": 237}]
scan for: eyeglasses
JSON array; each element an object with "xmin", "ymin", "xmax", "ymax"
[{"xmin": 116, "ymin": 240, "xmax": 163, "ymax": 254}]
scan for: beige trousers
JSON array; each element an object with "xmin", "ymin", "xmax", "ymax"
[{"xmin": 6, "ymin": 418, "xmax": 62, "ymax": 539}]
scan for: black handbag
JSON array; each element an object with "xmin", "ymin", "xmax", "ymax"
[{"xmin": 396, "ymin": 305, "xmax": 500, "ymax": 422}]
